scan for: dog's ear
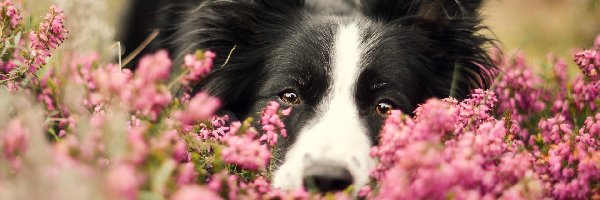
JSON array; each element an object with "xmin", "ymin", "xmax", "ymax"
[
  {"xmin": 172, "ymin": 0, "xmax": 305, "ymax": 116},
  {"xmin": 360, "ymin": 0, "xmax": 483, "ymax": 22},
  {"xmin": 361, "ymin": 0, "xmax": 496, "ymax": 100}
]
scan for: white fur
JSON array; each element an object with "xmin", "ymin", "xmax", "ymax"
[{"xmin": 272, "ymin": 22, "xmax": 375, "ymax": 191}]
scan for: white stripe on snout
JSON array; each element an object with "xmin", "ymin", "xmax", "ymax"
[{"xmin": 273, "ymin": 23, "xmax": 375, "ymax": 192}]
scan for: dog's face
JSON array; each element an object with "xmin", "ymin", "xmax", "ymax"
[{"xmin": 176, "ymin": 0, "xmax": 494, "ymax": 193}]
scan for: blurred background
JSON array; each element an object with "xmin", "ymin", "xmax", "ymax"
[{"xmin": 24, "ymin": 0, "xmax": 600, "ymax": 68}]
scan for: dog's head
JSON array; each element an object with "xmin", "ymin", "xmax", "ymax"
[{"xmin": 174, "ymin": 0, "xmax": 495, "ymax": 193}]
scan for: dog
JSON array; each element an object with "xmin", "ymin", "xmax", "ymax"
[{"xmin": 121, "ymin": 0, "xmax": 495, "ymax": 193}]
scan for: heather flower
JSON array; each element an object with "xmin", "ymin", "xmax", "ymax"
[
  {"xmin": 28, "ymin": 5, "xmax": 68, "ymax": 71},
  {"xmin": 129, "ymin": 84, "xmax": 172, "ymax": 121},
  {"xmin": 538, "ymin": 115, "xmax": 572, "ymax": 144},
  {"xmin": 128, "ymin": 124, "xmax": 149, "ymax": 165},
  {"xmin": 494, "ymin": 53, "xmax": 546, "ymax": 122},
  {"xmin": 175, "ymin": 92, "xmax": 221, "ymax": 126},
  {"xmin": 197, "ymin": 115, "xmax": 231, "ymax": 140},
  {"xmin": 414, "ymin": 98, "xmax": 458, "ymax": 133},
  {"xmin": 106, "ymin": 164, "xmax": 141, "ymax": 200},
  {"xmin": 243, "ymin": 176, "xmax": 271, "ymax": 195},
  {"xmin": 172, "ymin": 139, "xmax": 190, "ymax": 162},
  {"xmin": 574, "ymin": 49, "xmax": 600, "ymax": 81},
  {"xmin": 499, "ymin": 171, "xmax": 544, "ymax": 200},
  {"xmin": 182, "ymin": 50, "xmax": 216, "ymax": 85},
  {"xmin": 171, "ymin": 185, "xmax": 222, "ymax": 200},
  {"xmin": 453, "ymin": 89, "xmax": 497, "ymax": 132},
  {"xmin": 371, "ymin": 91, "xmax": 546, "ymax": 199},
  {"xmin": 89, "ymin": 64, "xmax": 133, "ymax": 105},
  {"xmin": 207, "ymin": 172, "xmax": 240, "ymax": 200},
  {"xmin": 578, "ymin": 113, "xmax": 600, "ymax": 149},
  {"xmin": 552, "ymin": 57, "xmax": 568, "ymax": 88},
  {"xmin": 571, "ymin": 75, "xmax": 599, "ymax": 111},
  {"xmin": 357, "ymin": 186, "xmax": 372, "ymax": 198},
  {"xmin": 221, "ymin": 126, "xmax": 271, "ymax": 170},
  {"xmin": 177, "ymin": 162, "xmax": 198, "ymax": 186},
  {"xmin": 260, "ymin": 101, "xmax": 291, "ymax": 147},
  {"xmin": 1, "ymin": 0, "xmax": 21, "ymax": 29},
  {"xmin": 372, "ymin": 99, "xmax": 458, "ymax": 179},
  {"xmin": 1, "ymin": 119, "xmax": 28, "ymax": 170},
  {"xmin": 550, "ymin": 56, "xmax": 570, "ymax": 111},
  {"xmin": 69, "ymin": 53, "xmax": 99, "ymax": 85},
  {"xmin": 122, "ymin": 51, "xmax": 179, "ymax": 120},
  {"xmin": 136, "ymin": 50, "xmax": 172, "ymax": 83}
]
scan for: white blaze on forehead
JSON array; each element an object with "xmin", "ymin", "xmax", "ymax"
[{"xmin": 272, "ymin": 22, "xmax": 375, "ymax": 191}]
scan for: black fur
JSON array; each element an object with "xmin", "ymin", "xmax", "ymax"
[{"xmin": 121, "ymin": 0, "xmax": 496, "ymax": 169}]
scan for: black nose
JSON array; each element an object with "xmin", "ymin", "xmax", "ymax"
[{"xmin": 302, "ymin": 162, "xmax": 354, "ymax": 193}]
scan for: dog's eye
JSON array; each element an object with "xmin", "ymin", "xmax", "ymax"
[
  {"xmin": 375, "ymin": 99, "xmax": 395, "ymax": 116},
  {"xmin": 280, "ymin": 91, "xmax": 301, "ymax": 105}
]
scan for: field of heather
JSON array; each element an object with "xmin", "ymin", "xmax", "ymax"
[{"xmin": 1, "ymin": 0, "xmax": 599, "ymax": 200}]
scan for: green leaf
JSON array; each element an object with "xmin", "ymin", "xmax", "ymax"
[
  {"xmin": 139, "ymin": 191, "xmax": 165, "ymax": 200},
  {"xmin": 13, "ymin": 31, "xmax": 21, "ymax": 46},
  {"xmin": 151, "ymin": 159, "xmax": 177, "ymax": 194}
]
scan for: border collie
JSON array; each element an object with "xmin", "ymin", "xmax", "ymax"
[{"xmin": 122, "ymin": 0, "xmax": 495, "ymax": 193}]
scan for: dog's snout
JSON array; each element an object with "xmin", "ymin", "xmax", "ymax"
[{"xmin": 302, "ymin": 162, "xmax": 354, "ymax": 193}]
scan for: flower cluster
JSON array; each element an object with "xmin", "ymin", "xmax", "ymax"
[
  {"xmin": 28, "ymin": 5, "xmax": 68, "ymax": 71},
  {"xmin": 221, "ymin": 121, "xmax": 271, "ymax": 171},
  {"xmin": 1, "ymin": 0, "xmax": 20, "ymax": 29},
  {"xmin": 175, "ymin": 92, "xmax": 221, "ymax": 126},
  {"xmin": 370, "ymin": 93, "xmax": 541, "ymax": 200},
  {"xmin": 182, "ymin": 50, "xmax": 216, "ymax": 85},
  {"xmin": 575, "ymin": 49, "xmax": 600, "ymax": 81},
  {"xmin": 260, "ymin": 101, "xmax": 291, "ymax": 147},
  {"xmin": 1, "ymin": 119, "xmax": 27, "ymax": 170},
  {"xmin": 367, "ymin": 39, "xmax": 600, "ymax": 199},
  {"xmin": 1, "ymin": 1, "xmax": 67, "ymax": 91},
  {"xmin": 494, "ymin": 53, "xmax": 546, "ymax": 123}
]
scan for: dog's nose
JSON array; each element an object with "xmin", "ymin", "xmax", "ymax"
[{"xmin": 302, "ymin": 162, "xmax": 354, "ymax": 193}]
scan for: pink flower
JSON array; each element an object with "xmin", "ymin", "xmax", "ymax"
[
  {"xmin": 574, "ymin": 49, "xmax": 600, "ymax": 81},
  {"xmin": 86, "ymin": 64, "xmax": 133, "ymax": 107},
  {"xmin": 197, "ymin": 115, "xmax": 230, "ymax": 141},
  {"xmin": 176, "ymin": 162, "xmax": 198, "ymax": 186},
  {"xmin": 358, "ymin": 185, "xmax": 372, "ymax": 198},
  {"xmin": 128, "ymin": 125, "xmax": 149, "ymax": 165},
  {"xmin": 221, "ymin": 127, "xmax": 271, "ymax": 170},
  {"xmin": 171, "ymin": 185, "xmax": 222, "ymax": 200},
  {"xmin": 130, "ymin": 85, "xmax": 172, "ymax": 120},
  {"xmin": 414, "ymin": 98, "xmax": 458, "ymax": 133},
  {"xmin": 538, "ymin": 114, "xmax": 572, "ymax": 144},
  {"xmin": 580, "ymin": 113, "xmax": 600, "ymax": 136},
  {"xmin": 572, "ymin": 75, "xmax": 599, "ymax": 111},
  {"xmin": 105, "ymin": 50, "xmax": 181, "ymax": 120},
  {"xmin": 1, "ymin": 119, "xmax": 28, "ymax": 170},
  {"xmin": 1, "ymin": 0, "xmax": 22, "ymax": 29},
  {"xmin": 175, "ymin": 92, "xmax": 220, "ymax": 126},
  {"xmin": 27, "ymin": 5, "xmax": 67, "ymax": 71},
  {"xmin": 182, "ymin": 50, "xmax": 216, "ymax": 85},
  {"xmin": 494, "ymin": 53, "xmax": 546, "ymax": 123},
  {"xmin": 260, "ymin": 101, "xmax": 291, "ymax": 147},
  {"xmin": 106, "ymin": 164, "xmax": 141, "ymax": 200},
  {"xmin": 136, "ymin": 50, "xmax": 172, "ymax": 83},
  {"xmin": 172, "ymin": 139, "xmax": 190, "ymax": 162},
  {"xmin": 207, "ymin": 172, "xmax": 239, "ymax": 200}
]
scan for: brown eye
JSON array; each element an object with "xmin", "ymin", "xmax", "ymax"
[
  {"xmin": 280, "ymin": 91, "xmax": 301, "ymax": 105},
  {"xmin": 375, "ymin": 100, "xmax": 395, "ymax": 116}
]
